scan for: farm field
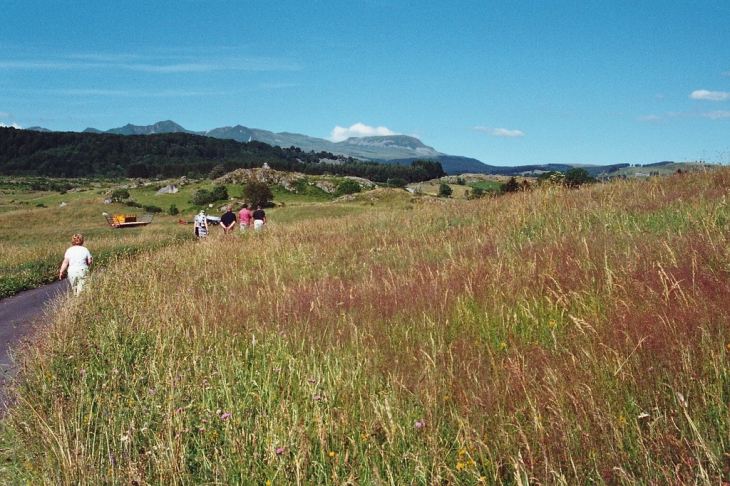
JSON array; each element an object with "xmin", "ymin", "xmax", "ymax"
[{"xmin": 0, "ymin": 169, "xmax": 729, "ymax": 483}]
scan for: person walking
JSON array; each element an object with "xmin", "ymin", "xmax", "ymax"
[
  {"xmin": 220, "ymin": 205, "xmax": 237, "ymax": 235},
  {"xmin": 194, "ymin": 209, "xmax": 208, "ymax": 239},
  {"xmin": 252, "ymin": 205, "xmax": 266, "ymax": 231},
  {"xmin": 59, "ymin": 234, "xmax": 93, "ymax": 295},
  {"xmin": 238, "ymin": 204, "xmax": 253, "ymax": 231}
]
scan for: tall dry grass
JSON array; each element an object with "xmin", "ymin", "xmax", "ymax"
[{"xmin": 1, "ymin": 171, "xmax": 729, "ymax": 484}]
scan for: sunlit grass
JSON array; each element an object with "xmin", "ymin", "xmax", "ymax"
[{"xmin": 1, "ymin": 169, "xmax": 729, "ymax": 483}]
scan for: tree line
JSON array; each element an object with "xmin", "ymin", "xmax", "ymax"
[{"xmin": 0, "ymin": 128, "xmax": 444, "ymax": 183}]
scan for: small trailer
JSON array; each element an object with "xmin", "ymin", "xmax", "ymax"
[{"xmin": 103, "ymin": 212, "xmax": 154, "ymax": 228}]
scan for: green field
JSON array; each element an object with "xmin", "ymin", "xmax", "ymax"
[
  {"xmin": 467, "ymin": 180, "xmax": 503, "ymax": 191},
  {"xmin": 1, "ymin": 170, "xmax": 729, "ymax": 483}
]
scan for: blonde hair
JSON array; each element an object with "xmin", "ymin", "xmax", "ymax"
[{"xmin": 71, "ymin": 234, "xmax": 84, "ymax": 246}]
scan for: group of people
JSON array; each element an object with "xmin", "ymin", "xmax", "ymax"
[
  {"xmin": 194, "ymin": 204, "xmax": 267, "ymax": 239},
  {"xmin": 59, "ymin": 204, "xmax": 268, "ymax": 295}
]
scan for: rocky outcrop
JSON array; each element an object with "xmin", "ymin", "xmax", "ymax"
[
  {"xmin": 155, "ymin": 184, "xmax": 179, "ymax": 195},
  {"xmin": 213, "ymin": 168, "xmax": 305, "ymax": 192}
]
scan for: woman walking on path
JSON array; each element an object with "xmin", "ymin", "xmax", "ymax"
[{"xmin": 59, "ymin": 234, "xmax": 93, "ymax": 295}]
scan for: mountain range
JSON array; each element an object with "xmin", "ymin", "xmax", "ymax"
[
  {"xmin": 26, "ymin": 120, "xmax": 631, "ymax": 176},
  {"xmin": 77, "ymin": 120, "xmax": 489, "ymax": 174}
]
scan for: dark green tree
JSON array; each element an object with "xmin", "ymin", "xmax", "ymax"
[
  {"xmin": 500, "ymin": 177, "xmax": 521, "ymax": 193},
  {"xmin": 209, "ymin": 164, "xmax": 227, "ymax": 179},
  {"xmin": 564, "ymin": 168, "xmax": 596, "ymax": 188},
  {"xmin": 126, "ymin": 163, "xmax": 149, "ymax": 178},
  {"xmin": 211, "ymin": 185, "xmax": 229, "ymax": 201},
  {"xmin": 537, "ymin": 171, "xmax": 565, "ymax": 185},
  {"xmin": 243, "ymin": 180, "xmax": 274, "ymax": 207},
  {"xmin": 190, "ymin": 189, "xmax": 213, "ymax": 205}
]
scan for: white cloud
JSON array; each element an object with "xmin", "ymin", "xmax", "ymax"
[
  {"xmin": 0, "ymin": 111, "xmax": 11, "ymax": 119},
  {"xmin": 690, "ymin": 90, "xmax": 730, "ymax": 101},
  {"xmin": 472, "ymin": 126, "xmax": 525, "ymax": 138},
  {"xmin": 0, "ymin": 55, "xmax": 299, "ymax": 73},
  {"xmin": 0, "ymin": 123, "xmax": 22, "ymax": 129},
  {"xmin": 703, "ymin": 110, "xmax": 730, "ymax": 120},
  {"xmin": 329, "ymin": 123, "xmax": 398, "ymax": 142},
  {"xmin": 637, "ymin": 114, "xmax": 666, "ymax": 125},
  {"xmin": 638, "ymin": 110, "xmax": 730, "ymax": 122}
]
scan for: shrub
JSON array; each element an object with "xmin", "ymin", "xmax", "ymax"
[
  {"xmin": 211, "ymin": 185, "xmax": 229, "ymax": 202},
  {"xmin": 467, "ymin": 186, "xmax": 485, "ymax": 199},
  {"xmin": 537, "ymin": 171, "xmax": 565, "ymax": 185},
  {"xmin": 438, "ymin": 182, "xmax": 453, "ymax": 197},
  {"xmin": 243, "ymin": 180, "xmax": 275, "ymax": 207},
  {"xmin": 143, "ymin": 205, "xmax": 163, "ymax": 213},
  {"xmin": 334, "ymin": 179, "xmax": 362, "ymax": 197},
  {"xmin": 111, "ymin": 189, "xmax": 130, "ymax": 202},
  {"xmin": 500, "ymin": 177, "xmax": 521, "ymax": 193},
  {"xmin": 190, "ymin": 187, "xmax": 229, "ymax": 206},
  {"xmin": 388, "ymin": 178, "xmax": 407, "ymax": 188},
  {"xmin": 168, "ymin": 204, "xmax": 179, "ymax": 216},
  {"xmin": 292, "ymin": 178, "xmax": 308, "ymax": 194}
]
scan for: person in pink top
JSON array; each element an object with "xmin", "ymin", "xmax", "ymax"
[{"xmin": 238, "ymin": 204, "xmax": 253, "ymax": 231}]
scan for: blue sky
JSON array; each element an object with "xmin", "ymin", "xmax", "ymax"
[{"xmin": 2, "ymin": 0, "xmax": 729, "ymax": 167}]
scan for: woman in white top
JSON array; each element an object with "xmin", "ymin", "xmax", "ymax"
[
  {"xmin": 59, "ymin": 234, "xmax": 93, "ymax": 295},
  {"xmin": 194, "ymin": 210, "xmax": 208, "ymax": 238}
]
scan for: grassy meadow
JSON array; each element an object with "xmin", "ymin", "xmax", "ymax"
[
  {"xmin": 0, "ymin": 177, "xmax": 313, "ymax": 298},
  {"xmin": 1, "ymin": 170, "xmax": 729, "ymax": 484}
]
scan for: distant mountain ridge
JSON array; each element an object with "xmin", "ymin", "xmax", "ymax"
[
  {"xmin": 81, "ymin": 120, "xmax": 487, "ymax": 174},
  {"xmin": 54, "ymin": 120, "xmax": 631, "ymax": 176}
]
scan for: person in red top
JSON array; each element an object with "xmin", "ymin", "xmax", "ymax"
[{"xmin": 238, "ymin": 204, "xmax": 253, "ymax": 231}]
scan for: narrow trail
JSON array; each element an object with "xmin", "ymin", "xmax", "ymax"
[{"xmin": 0, "ymin": 280, "xmax": 68, "ymax": 410}]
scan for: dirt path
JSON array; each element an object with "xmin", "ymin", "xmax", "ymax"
[{"xmin": 0, "ymin": 280, "xmax": 68, "ymax": 409}]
